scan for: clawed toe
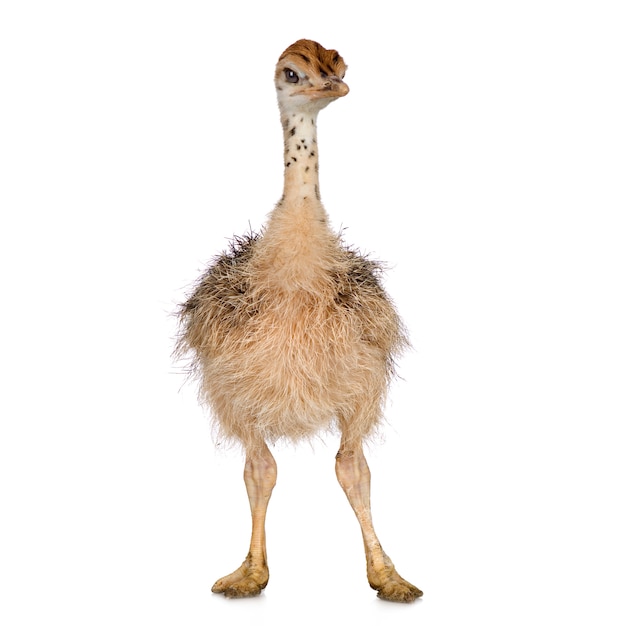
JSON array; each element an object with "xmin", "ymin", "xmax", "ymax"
[
  {"xmin": 375, "ymin": 580, "xmax": 423, "ymax": 603},
  {"xmin": 218, "ymin": 577, "xmax": 266, "ymax": 598},
  {"xmin": 369, "ymin": 566, "xmax": 423, "ymax": 603},
  {"xmin": 212, "ymin": 561, "xmax": 269, "ymax": 599}
]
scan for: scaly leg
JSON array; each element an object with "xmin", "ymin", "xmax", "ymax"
[
  {"xmin": 335, "ymin": 439, "xmax": 422, "ymax": 602},
  {"xmin": 212, "ymin": 442, "xmax": 277, "ymax": 598}
]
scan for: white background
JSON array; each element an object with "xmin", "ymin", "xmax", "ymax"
[{"xmin": 1, "ymin": 1, "xmax": 625, "ymax": 624}]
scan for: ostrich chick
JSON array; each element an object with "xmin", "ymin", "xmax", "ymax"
[{"xmin": 177, "ymin": 39, "xmax": 422, "ymax": 602}]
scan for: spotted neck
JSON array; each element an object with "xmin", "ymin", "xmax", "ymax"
[
  {"xmin": 279, "ymin": 110, "xmax": 323, "ymax": 208},
  {"xmin": 257, "ymin": 109, "xmax": 335, "ymax": 289}
]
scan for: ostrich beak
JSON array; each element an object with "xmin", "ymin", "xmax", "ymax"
[{"xmin": 299, "ymin": 76, "xmax": 349, "ymax": 100}]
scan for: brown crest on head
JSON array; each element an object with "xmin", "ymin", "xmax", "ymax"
[{"xmin": 278, "ymin": 39, "xmax": 347, "ymax": 80}]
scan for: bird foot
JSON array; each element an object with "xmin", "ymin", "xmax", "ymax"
[
  {"xmin": 211, "ymin": 558, "xmax": 269, "ymax": 598},
  {"xmin": 368, "ymin": 565, "xmax": 423, "ymax": 603}
]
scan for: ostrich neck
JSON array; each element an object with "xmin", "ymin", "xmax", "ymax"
[
  {"xmin": 280, "ymin": 110, "xmax": 322, "ymax": 207},
  {"xmin": 259, "ymin": 108, "xmax": 334, "ymax": 289}
]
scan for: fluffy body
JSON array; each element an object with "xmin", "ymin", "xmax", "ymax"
[{"xmin": 178, "ymin": 226, "xmax": 406, "ymax": 450}]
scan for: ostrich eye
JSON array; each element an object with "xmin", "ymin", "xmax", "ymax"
[{"xmin": 284, "ymin": 69, "xmax": 299, "ymax": 84}]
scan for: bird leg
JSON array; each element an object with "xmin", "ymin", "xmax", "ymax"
[
  {"xmin": 335, "ymin": 440, "xmax": 422, "ymax": 602},
  {"xmin": 212, "ymin": 442, "xmax": 277, "ymax": 598}
]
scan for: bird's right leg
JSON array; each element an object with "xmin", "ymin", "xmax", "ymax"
[
  {"xmin": 212, "ymin": 441, "xmax": 277, "ymax": 598},
  {"xmin": 335, "ymin": 437, "xmax": 422, "ymax": 602}
]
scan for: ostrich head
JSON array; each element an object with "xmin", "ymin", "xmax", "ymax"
[{"xmin": 274, "ymin": 39, "xmax": 349, "ymax": 114}]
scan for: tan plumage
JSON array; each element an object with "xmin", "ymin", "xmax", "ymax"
[{"xmin": 176, "ymin": 39, "xmax": 422, "ymax": 602}]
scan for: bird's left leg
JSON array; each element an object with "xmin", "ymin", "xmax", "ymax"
[
  {"xmin": 335, "ymin": 437, "xmax": 422, "ymax": 602},
  {"xmin": 212, "ymin": 441, "xmax": 277, "ymax": 598}
]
